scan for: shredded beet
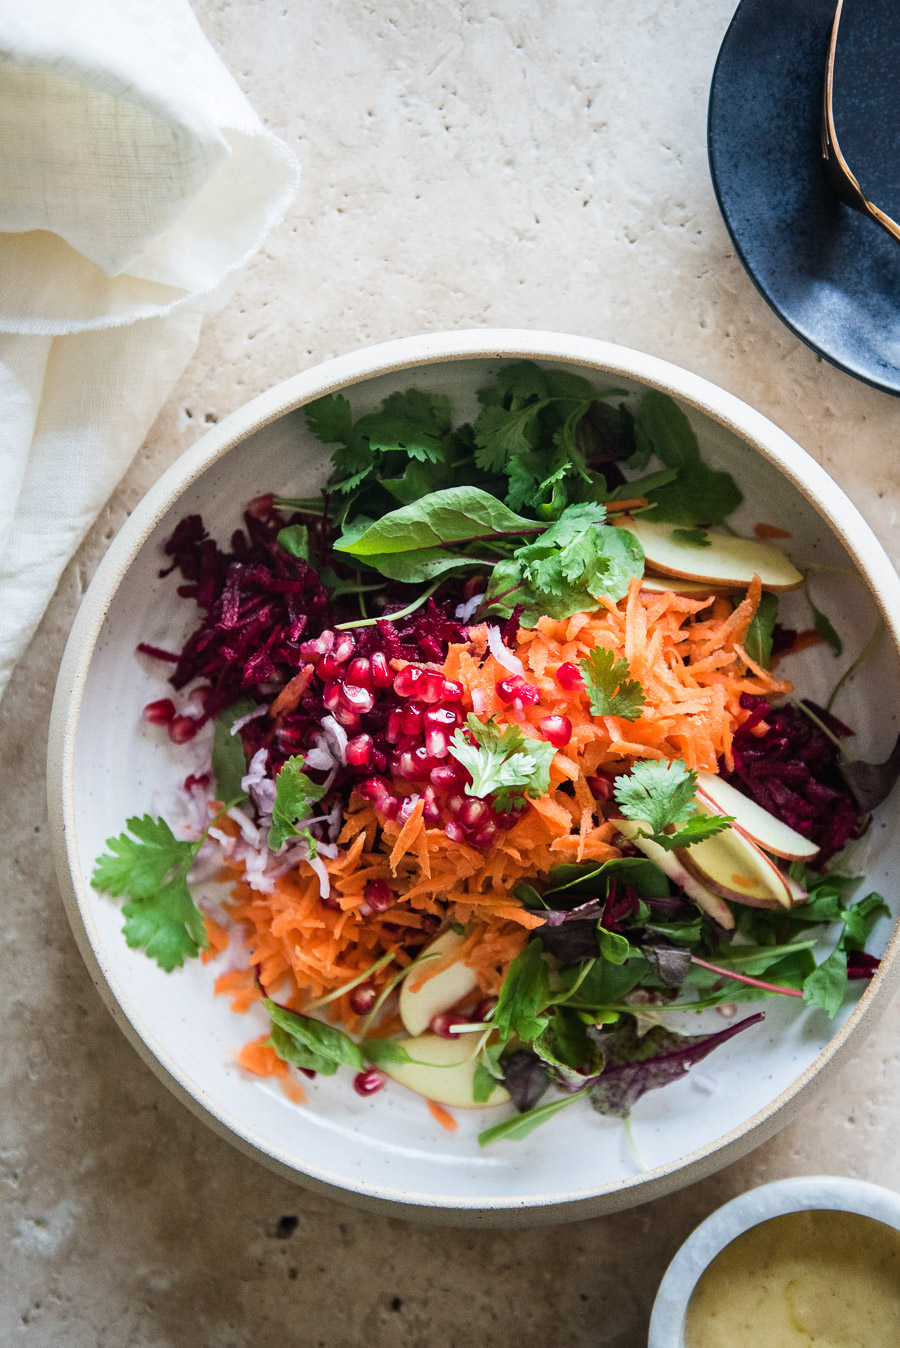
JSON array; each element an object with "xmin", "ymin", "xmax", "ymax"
[{"xmin": 725, "ymin": 695, "xmax": 863, "ymax": 866}]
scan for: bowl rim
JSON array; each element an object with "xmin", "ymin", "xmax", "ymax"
[
  {"xmin": 648, "ymin": 1174, "xmax": 900, "ymax": 1344},
  {"xmin": 47, "ymin": 327, "xmax": 900, "ymax": 1222}
]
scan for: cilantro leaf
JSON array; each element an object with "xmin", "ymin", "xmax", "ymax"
[
  {"xmin": 613, "ymin": 759, "xmax": 698, "ymax": 834},
  {"xmin": 305, "ymin": 393, "xmax": 354, "ymax": 444},
  {"xmin": 579, "ymin": 646, "xmax": 645, "ymax": 721},
  {"xmin": 448, "ymin": 715, "xmax": 557, "ymax": 808},
  {"xmin": 647, "ymin": 812, "xmax": 733, "ymax": 852},
  {"xmin": 265, "ymin": 1000, "xmax": 365, "ymax": 1075},
  {"xmin": 92, "ymin": 815, "xmax": 207, "ymax": 971},
  {"xmin": 269, "ymin": 755, "xmax": 327, "ymax": 852},
  {"xmin": 492, "ymin": 940, "xmax": 552, "ymax": 1044}
]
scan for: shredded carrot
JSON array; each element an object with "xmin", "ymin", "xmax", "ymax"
[
  {"xmin": 202, "ymin": 916, "xmax": 230, "ymax": 963},
  {"xmin": 427, "ymin": 1100, "xmax": 459, "ymax": 1132},
  {"xmin": 771, "ymin": 629, "xmax": 825, "ymax": 666},
  {"xmin": 754, "ymin": 522, "xmax": 791, "ymax": 539}
]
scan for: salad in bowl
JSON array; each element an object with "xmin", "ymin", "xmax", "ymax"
[{"xmin": 89, "ymin": 358, "xmax": 898, "ymax": 1153}]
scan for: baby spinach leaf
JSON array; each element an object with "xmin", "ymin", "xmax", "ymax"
[
  {"xmin": 642, "ymin": 462, "xmax": 743, "ymax": 528},
  {"xmin": 534, "ymin": 1009, "xmax": 605, "ymax": 1089},
  {"xmin": 546, "ymin": 857, "xmax": 670, "ymax": 900},
  {"xmin": 492, "ymin": 940, "xmax": 551, "ymax": 1044},
  {"xmin": 801, "ymin": 947, "xmax": 848, "ymax": 1018},
  {"xmin": 635, "ymin": 390, "xmax": 699, "ymax": 467},
  {"xmin": 334, "ymin": 487, "xmax": 538, "ymax": 557},
  {"xmin": 558, "ymin": 952, "xmax": 650, "ymax": 1007},
  {"xmin": 211, "ymin": 700, "xmax": 255, "ymax": 804},
  {"xmin": 597, "ymin": 926, "xmax": 632, "ymax": 965},
  {"xmin": 266, "ymin": 1000, "xmax": 365, "ymax": 1075}
]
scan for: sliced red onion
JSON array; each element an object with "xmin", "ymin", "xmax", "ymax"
[
  {"xmin": 487, "ymin": 625, "xmax": 525, "ymax": 678},
  {"xmin": 320, "ymin": 714, "xmax": 349, "ymax": 765}
]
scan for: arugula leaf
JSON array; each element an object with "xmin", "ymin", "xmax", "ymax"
[
  {"xmin": 211, "ymin": 700, "xmax": 255, "ymax": 804},
  {"xmin": 613, "ymin": 759, "xmax": 698, "ymax": 835},
  {"xmin": 579, "ymin": 646, "xmax": 645, "ymax": 721},
  {"xmin": 478, "ymin": 1089, "xmax": 589, "ymax": 1146},
  {"xmin": 92, "ymin": 815, "xmax": 207, "ymax": 971},
  {"xmin": 276, "ymin": 524, "xmax": 311, "ymax": 562},
  {"xmin": 492, "ymin": 940, "xmax": 551, "ymax": 1044},
  {"xmin": 744, "ymin": 592, "xmax": 779, "ymax": 668},
  {"xmin": 805, "ymin": 583, "xmax": 843, "ymax": 658},
  {"xmin": 448, "ymin": 715, "xmax": 557, "ymax": 807},
  {"xmin": 265, "ymin": 1000, "xmax": 365, "ymax": 1075},
  {"xmin": 334, "ymin": 487, "xmax": 538, "ymax": 558},
  {"xmin": 269, "ymin": 755, "xmax": 328, "ymax": 851}
]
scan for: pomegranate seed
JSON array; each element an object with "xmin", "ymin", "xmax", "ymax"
[
  {"xmin": 556, "ymin": 662, "xmax": 584, "ymax": 690},
  {"xmin": 587, "ymin": 774, "xmax": 613, "ymax": 801},
  {"xmin": 335, "ymin": 708, "xmax": 362, "ymax": 732},
  {"xmin": 349, "ymin": 983, "xmax": 377, "ymax": 1015},
  {"xmin": 516, "ymin": 683, "xmax": 541, "ymax": 706},
  {"xmin": 393, "ymin": 665, "xmax": 423, "ymax": 697},
  {"xmin": 143, "ymin": 698, "xmax": 176, "ymax": 726},
  {"xmin": 430, "ymin": 764, "xmax": 463, "ymax": 791},
  {"xmin": 370, "ymin": 652, "xmax": 393, "ymax": 687},
  {"xmin": 396, "ymin": 751, "xmax": 418, "ymax": 780},
  {"xmin": 184, "ymin": 772, "xmax": 211, "ymax": 792},
  {"xmin": 424, "ymin": 705, "xmax": 459, "ymax": 729},
  {"xmin": 460, "ymin": 798, "xmax": 489, "ymax": 829},
  {"xmin": 419, "ymin": 671, "xmax": 446, "ymax": 704},
  {"xmin": 378, "ymin": 795, "xmax": 401, "ymax": 820},
  {"xmin": 472, "ymin": 996, "xmax": 498, "ymax": 1021},
  {"xmin": 430, "ymin": 1011, "xmax": 462, "ymax": 1039},
  {"xmin": 353, "ymin": 1068, "xmax": 385, "ymax": 1096},
  {"xmin": 464, "ymin": 574, "xmax": 486, "ymax": 599},
  {"xmin": 440, "ymin": 679, "xmax": 464, "ymax": 702},
  {"xmin": 496, "ymin": 808, "xmax": 519, "ymax": 830},
  {"xmin": 346, "ymin": 733, "xmax": 373, "ymax": 767},
  {"xmin": 385, "ymin": 709, "xmax": 402, "ymax": 743},
  {"xmin": 446, "ymin": 794, "xmax": 466, "ymax": 817},
  {"xmin": 300, "ymin": 629, "xmax": 335, "ymax": 659},
  {"xmin": 317, "ymin": 653, "xmax": 343, "ymax": 680},
  {"xmin": 168, "ymin": 715, "xmax": 197, "ymax": 743},
  {"xmin": 400, "ymin": 703, "xmax": 424, "ymax": 735},
  {"xmin": 323, "ymin": 679, "xmax": 342, "ymax": 711},
  {"xmin": 424, "ymin": 727, "xmax": 450, "ymax": 758},
  {"xmin": 364, "ymin": 879, "xmax": 394, "ymax": 913},
  {"xmin": 421, "ymin": 786, "xmax": 441, "ymax": 824},
  {"xmin": 246, "ymin": 493, "xmax": 275, "ymax": 519},
  {"xmin": 444, "ymin": 821, "xmax": 466, "ymax": 842},
  {"xmin": 339, "ymin": 684, "xmax": 375, "ymax": 714},
  {"xmin": 496, "ymin": 675, "xmax": 524, "ymax": 703},
  {"xmin": 346, "ymin": 657, "xmax": 372, "ymax": 688},
  {"xmin": 332, "ymin": 633, "xmax": 356, "ymax": 664},
  {"xmin": 540, "ymin": 714, "xmax": 572, "ymax": 748},
  {"xmin": 321, "ymin": 892, "xmax": 342, "ymax": 911},
  {"xmin": 356, "ymin": 775, "xmax": 389, "ymax": 801},
  {"xmin": 471, "ymin": 820, "xmax": 499, "ymax": 849}
]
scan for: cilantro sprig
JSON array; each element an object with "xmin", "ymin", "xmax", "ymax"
[
  {"xmin": 579, "ymin": 646, "xmax": 646, "ymax": 721},
  {"xmin": 613, "ymin": 758, "xmax": 732, "ymax": 851},
  {"xmin": 269, "ymin": 755, "xmax": 327, "ymax": 851},
  {"xmin": 448, "ymin": 714, "xmax": 557, "ymax": 810}
]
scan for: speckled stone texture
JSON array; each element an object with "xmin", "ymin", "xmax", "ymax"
[{"xmin": 3, "ymin": 2, "xmax": 900, "ymax": 1344}]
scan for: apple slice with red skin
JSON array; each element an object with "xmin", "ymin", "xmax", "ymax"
[
  {"xmin": 619, "ymin": 517, "xmax": 803, "ymax": 592},
  {"xmin": 616, "ymin": 820, "xmax": 736, "ymax": 930},
  {"xmin": 399, "ymin": 927, "xmax": 479, "ymax": 1037},
  {"xmin": 379, "ymin": 1033, "xmax": 510, "ymax": 1110},
  {"xmin": 695, "ymin": 773, "xmax": 818, "ymax": 862},
  {"xmin": 640, "ymin": 573, "xmax": 741, "ymax": 598},
  {"xmin": 676, "ymin": 823, "xmax": 794, "ymax": 908}
]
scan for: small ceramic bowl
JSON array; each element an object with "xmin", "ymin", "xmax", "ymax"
[
  {"xmin": 649, "ymin": 1175, "xmax": 900, "ymax": 1345},
  {"xmin": 48, "ymin": 329, "xmax": 900, "ymax": 1224}
]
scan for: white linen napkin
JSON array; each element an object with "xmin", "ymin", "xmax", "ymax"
[{"xmin": 0, "ymin": 0, "xmax": 299, "ymax": 700}]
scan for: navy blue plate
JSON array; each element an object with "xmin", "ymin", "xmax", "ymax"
[{"xmin": 708, "ymin": 0, "xmax": 900, "ymax": 396}]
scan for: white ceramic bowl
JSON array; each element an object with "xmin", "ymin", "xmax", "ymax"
[
  {"xmin": 48, "ymin": 329, "xmax": 900, "ymax": 1225},
  {"xmin": 649, "ymin": 1175, "xmax": 900, "ymax": 1345}
]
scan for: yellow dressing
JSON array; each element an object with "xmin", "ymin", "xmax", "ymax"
[{"xmin": 685, "ymin": 1209, "xmax": 900, "ymax": 1348}]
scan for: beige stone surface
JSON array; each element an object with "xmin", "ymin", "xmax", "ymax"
[{"xmin": 3, "ymin": 1, "xmax": 900, "ymax": 1343}]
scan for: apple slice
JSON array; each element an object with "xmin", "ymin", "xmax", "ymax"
[
  {"xmin": 619, "ymin": 517, "xmax": 803, "ymax": 591},
  {"xmin": 784, "ymin": 873, "xmax": 809, "ymax": 907},
  {"xmin": 399, "ymin": 928, "xmax": 480, "ymax": 1037},
  {"xmin": 695, "ymin": 772, "xmax": 818, "ymax": 861},
  {"xmin": 616, "ymin": 820, "xmax": 735, "ymax": 930},
  {"xmin": 640, "ymin": 573, "xmax": 740, "ymax": 597},
  {"xmin": 676, "ymin": 826, "xmax": 793, "ymax": 908},
  {"xmin": 379, "ymin": 1033, "xmax": 510, "ymax": 1110}
]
